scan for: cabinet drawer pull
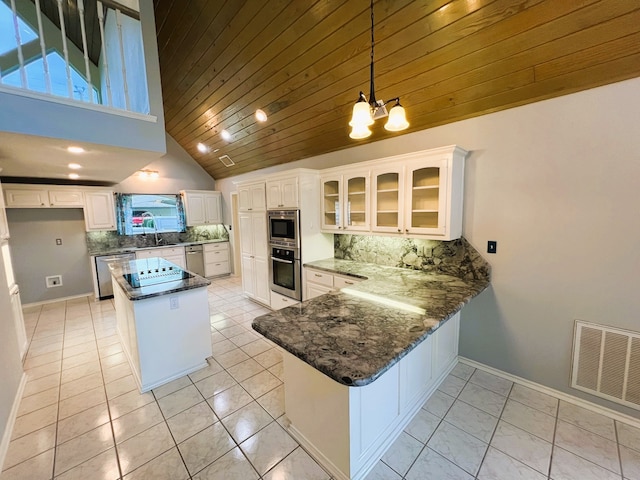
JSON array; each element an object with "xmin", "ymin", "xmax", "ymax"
[
  {"xmin": 314, "ymin": 273, "xmax": 322, "ymax": 277},
  {"xmin": 344, "ymin": 281, "xmax": 354, "ymax": 285}
]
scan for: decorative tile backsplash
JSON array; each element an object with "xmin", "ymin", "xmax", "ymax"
[
  {"xmin": 86, "ymin": 224, "xmax": 229, "ymax": 254},
  {"xmin": 334, "ymin": 234, "xmax": 490, "ymax": 281}
]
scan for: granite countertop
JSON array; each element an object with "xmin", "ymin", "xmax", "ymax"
[
  {"xmin": 108, "ymin": 257, "xmax": 210, "ymax": 301},
  {"xmin": 252, "ymin": 258, "xmax": 490, "ymax": 387},
  {"xmin": 90, "ymin": 239, "xmax": 229, "ymax": 256}
]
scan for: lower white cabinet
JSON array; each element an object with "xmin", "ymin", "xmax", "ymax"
[
  {"xmin": 283, "ymin": 312, "xmax": 460, "ymax": 480},
  {"xmin": 136, "ymin": 246, "xmax": 186, "ymax": 270},
  {"xmin": 304, "ymin": 267, "xmax": 363, "ymax": 300},
  {"xmin": 270, "ymin": 290, "xmax": 300, "ymax": 310},
  {"xmin": 204, "ymin": 242, "xmax": 230, "ymax": 277}
]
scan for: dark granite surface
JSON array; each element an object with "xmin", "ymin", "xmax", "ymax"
[
  {"xmin": 252, "ymin": 258, "xmax": 490, "ymax": 387},
  {"xmin": 108, "ymin": 257, "xmax": 210, "ymax": 301},
  {"xmin": 90, "ymin": 239, "xmax": 229, "ymax": 256}
]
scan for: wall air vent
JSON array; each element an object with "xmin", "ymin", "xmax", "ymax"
[
  {"xmin": 571, "ymin": 320, "xmax": 640, "ymax": 410},
  {"xmin": 219, "ymin": 155, "xmax": 235, "ymax": 167}
]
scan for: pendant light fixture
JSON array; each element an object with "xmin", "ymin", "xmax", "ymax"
[{"xmin": 349, "ymin": 0, "xmax": 409, "ymax": 139}]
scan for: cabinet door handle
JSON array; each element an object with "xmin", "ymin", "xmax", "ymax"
[
  {"xmin": 405, "ymin": 229, "xmax": 409, "ymax": 233},
  {"xmin": 397, "ymin": 229, "xmax": 401, "ymax": 233}
]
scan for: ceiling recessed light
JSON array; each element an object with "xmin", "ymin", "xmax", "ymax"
[
  {"xmin": 68, "ymin": 163, "xmax": 82, "ymax": 169},
  {"xmin": 255, "ymin": 109, "xmax": 268, "ymax": 122},
  {"xmin": 197, "ymin": 142, "xmax": 209, "ymax": 153},
  {"xmin": 67, "ymin": 146, "xmax": 85, "ymax": 154},
  {"xmin": 68, "ymin": 173, "xmax": 80, "ymax": 180},
  {"xmin": 220, "ymin": 129, "xmax": 232, "ymax": 141}
]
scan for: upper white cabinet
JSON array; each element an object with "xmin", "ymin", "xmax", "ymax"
[
  {"xmin": 321, "ymin": 146, "xmax": 467, "ymax": 240},
  {"xmin": 4, "ymin": 187, "xmax": 49, "ymax": 207},
  {"xmin": 371, "ymin": 166, "xmax": 404, "ymax": 234},
  {"xmin": 238, "ymin": 182, "xmax": 266, "ymax": 212},
  {"xmin": 181, "ymin": 190, "xmax": 222, "ymax": 226},
  {"xmin": 320, "ymin": 171, "xmax": 370, "ymax": 232},
  {"xmin": 48, "ymin": 189, "xmax": 85, "ymax": 207},
  {"xmin": 84, "ymin": 190, "xmax": 117, "ymax": 231},
  {"xmin": 4, "ymin": 185, "xmax": 84, "ymax": 207},
  {"xmin": 266, "ymin": 177, "xmax": 298, "ymax": 209}
]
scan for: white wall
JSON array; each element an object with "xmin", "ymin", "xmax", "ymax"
[
  {"xmin": 216, "ymin": 78, "xmax": 640, "ymax": 417},
  {"xmin": 0, "ymin": 244, "xmax": 24, "ymax": 468},
  {"xmin": 116, "ymin": 134, "xmax": 216, "ymax": 193}
]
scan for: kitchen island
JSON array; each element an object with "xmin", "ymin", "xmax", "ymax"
[
  {"xmin": 110, "ymin": 257, "xmax": 212, "ymax": 392},
  {"xmin": 252, "ymin": 258, "xmax": 490, "ymax": 480}
]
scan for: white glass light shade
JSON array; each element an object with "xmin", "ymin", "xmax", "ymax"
[
  {"xmin": 349, "ymin": 123, "xmax": 372, "ymax": 139},
  {"xmin": 349, "ymin": 100, "xmax": 374, "ymax": 128},
  {"xmin": 384, "ymin": 104, "xmax": 409, "ymax": 131}
]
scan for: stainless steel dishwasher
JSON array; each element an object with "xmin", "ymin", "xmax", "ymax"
[
  {"xmin": 95, "ymin": 252, "xmax": 136, "ymax": 300},
  {"xmin": 185, "ymin": 244, "xmax": 205, "ymax": 277}
]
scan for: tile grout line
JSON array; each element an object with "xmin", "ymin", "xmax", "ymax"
[{"xmin": 88, "ymin": 297, "xmax": 125, "ymax": 480}]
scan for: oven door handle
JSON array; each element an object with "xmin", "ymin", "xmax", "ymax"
[{"xmin": 271, "ymin": 257, "xmax": 294, "ymax": 264}]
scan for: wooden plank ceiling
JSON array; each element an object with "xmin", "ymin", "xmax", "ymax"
[{"xmin": 153, "ymin": 0, "xmax": 640, "ymax": 180}]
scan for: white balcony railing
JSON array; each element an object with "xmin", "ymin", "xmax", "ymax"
[{"xmin": 0, "ymin": 0, "xmax": 150, "ymax": 117}]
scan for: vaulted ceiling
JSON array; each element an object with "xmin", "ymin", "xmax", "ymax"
[{"xmin": 153, "ymin": 0, "xmax": 640, "ymax": 180}]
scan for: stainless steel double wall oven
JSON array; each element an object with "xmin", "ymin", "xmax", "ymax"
[{"xmin": 267, "ymin": 210, "xmax": 301, "ymax": 300}]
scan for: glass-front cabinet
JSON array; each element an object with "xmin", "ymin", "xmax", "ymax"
[
  {"xmin": 321, "ymin": 175, "xmax": 342, "ymax": 231},
  {"xmin": 372, "ymin": 167, "xmax": 404, "ymax": 233},
  {"xmin": 321, "ymin": 146, "xmax": 466, "ymax": 240},
  {"xmin": 405, "ymin": 159, "xmax": 448, "ymax": 236},
  {"xmin": 321, "ymin": 172, "xmax": 369, "ymax": 231}
]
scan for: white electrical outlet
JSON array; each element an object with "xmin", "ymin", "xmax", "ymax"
[
  {"xmin": 170, "ymin": 297, "xmax": 179, "ymax": 309},
  {"xmin": 45, "ymin": 275, "xmax": 63, "ymax": 288}
]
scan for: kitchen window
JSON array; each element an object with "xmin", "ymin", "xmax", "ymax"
[{"xmin": 116, "ymin": 193, "xmax": 186, "ymax": 235}]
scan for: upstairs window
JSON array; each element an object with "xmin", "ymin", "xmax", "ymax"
[
  {"xmin": 0, "ymin": 2, "xmax": 37, "ymax": 56},
  {"xmin": 2, "ymin": 51, "xmax": 99, "ymax": 102}
]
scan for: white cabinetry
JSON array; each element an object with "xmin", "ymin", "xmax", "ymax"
[
  {"xmin": 239, "ymin": 211, "xmax": 270, "ymax": 305},
  {"xmin": 204, "ymin": 242, "xmax": 230, "ymax": 277},
  {"xmin": 4, "ymin": 185, "xmax": 84, "ymax": 208},
  {"xmin": 4, "ymin": 187, "xmax": 49, "ymax": 207},
  {"xmin": 48, "ymin": 189, "xmax": 85, "ymax": 207},
  {"xmin": 321, "ymin": 146, "xmax": 467, "ymax": 240},
  {"xmin": 270, "ymin": 290, "xmax": 300, "ymax": 310},
  {"xmin": 320, "ymin": 171, "xmax": 370, "ymax": 232},
  {"xmin": 84, "ymin": 191, "xmax": 116, "ymax": 231},
  {"xmin": 181, "ymin": 190, "xmax": 222, "ymax": 226},
  {"xmin": 136, "ymin": 246, "xmax": 186, "ymax": 270},
  {"xmin": 238, "ymin": 182, "xmax": 266, "ymax": 212},
  {"xmin": 266, "ymin": 176, "xmax": 298, "ymax": 209},
  {"xmin": 283, "ymin": 312, "xmax": 460, "ymax": 480},
  {"xmin": 304, "ymin": 267, "xmax": 362, "ymax": 300}
]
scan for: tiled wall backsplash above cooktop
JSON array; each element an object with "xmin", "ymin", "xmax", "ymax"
[{"xmin": 334, "ymin": 234, "xmax": 490, "ymax": 281}]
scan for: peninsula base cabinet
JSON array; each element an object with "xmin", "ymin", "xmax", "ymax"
[{"xmin": 283, "ymin": 313, "xmax": 460, "ymax": 480}]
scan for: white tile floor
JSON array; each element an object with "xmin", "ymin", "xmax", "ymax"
[{"xmin": 2, "ymin": 275, "xmax": 640, "ymax": 479}]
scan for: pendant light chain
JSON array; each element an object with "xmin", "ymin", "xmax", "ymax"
[
  {"xmin": 348, "ymin": 0, "xmax": 409, "ymax": 138},
  {"xmin": 369, "ymin": 0, "xmax": 376, "ymax": 105}
]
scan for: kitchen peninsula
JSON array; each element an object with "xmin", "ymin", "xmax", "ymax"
[
  {"xmin": 110, "ymin": 257, "xmax": 212, "ymax": 392},
  {"xmin": 253, "ymin": 256, "xmax": 490, "ymax": 480}
]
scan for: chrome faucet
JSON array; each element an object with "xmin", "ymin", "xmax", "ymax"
[{"xmin": 141, "ymin": 211, "xmax": 163, "ymax": 246}]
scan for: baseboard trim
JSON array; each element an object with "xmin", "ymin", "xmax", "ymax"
[
  {"xmin": 22, "ymin": 293, "xmax": 93, "ymax": 308},
  {"xmin": 0, "ymin": 372, "xmax": 27, "ymax": 472},
  {"xmin": 458, "ymin": 357, "xmax": 640, "ymax": 428}
]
